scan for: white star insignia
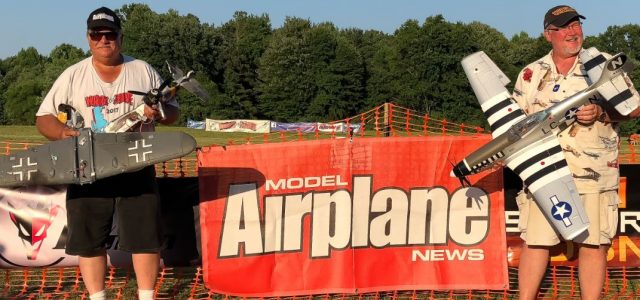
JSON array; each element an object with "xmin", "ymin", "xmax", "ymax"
[{"xmin": 554, "ymin": 203, "xmax": 569, "ymax": 218}]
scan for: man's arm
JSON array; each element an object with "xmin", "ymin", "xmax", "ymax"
[{"xmin": 35, "ymin": 115, "xmax": 80, "ymax": 141}]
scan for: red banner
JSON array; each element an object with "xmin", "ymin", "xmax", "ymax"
[{"xmin": 198, "ymin": 136, "xmax": 508, "ymax": 296}]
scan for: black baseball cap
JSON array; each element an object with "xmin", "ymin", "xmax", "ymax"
[
  {"xmin": 544, "ymin": 5, "xmax": 585, "ymax": 29},
  {"xmin": 87, "ymin": 7, "xmax": 121, "ymax": 31}
]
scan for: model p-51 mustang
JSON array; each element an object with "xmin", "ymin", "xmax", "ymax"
[
  {"xmin": 450, "ymin": 49, "xmax": 638, "ymax": 240},
  {"xmin": 0, "ymin": 62, "xmax": 209, "ymax": 188}
]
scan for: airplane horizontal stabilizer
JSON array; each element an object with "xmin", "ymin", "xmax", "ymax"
[{"xmin": 581, "ymin": 48, "xmax": 639, "ymax": 115}]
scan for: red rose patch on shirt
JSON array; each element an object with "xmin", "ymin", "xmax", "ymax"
[{"xmin": 523, "ymin": 68, "xmax": 533, "ymax": 82}]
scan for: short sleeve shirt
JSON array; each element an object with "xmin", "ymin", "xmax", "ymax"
[{"xmin": 36, "ymin": 55, "xmax": 176, "ymax": 132}]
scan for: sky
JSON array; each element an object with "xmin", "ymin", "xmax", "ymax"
[{"xmin": 2, "ymin": 0, "xmax": 640, "ymax": 59}]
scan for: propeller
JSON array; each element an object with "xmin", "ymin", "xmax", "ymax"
[{"xmin": 129, "ymin": 90, "xmax": 147, "ymax": 96}]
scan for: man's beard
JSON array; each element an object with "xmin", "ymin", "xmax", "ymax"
[{"xmin": 563, "ymin": 44, "xmax": 582, "ymax": 57}]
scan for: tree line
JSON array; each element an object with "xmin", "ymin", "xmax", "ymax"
[{"xmin": 2, "ymin": 3, "xmax": 640, "ymax": 134}]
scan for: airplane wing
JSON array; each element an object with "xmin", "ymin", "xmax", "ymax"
[
  {"xmin": 91, "ymin": 130, "xmax": 197, "ymax": 180},
  {"xmin": 0, "ymin": 129, "xmax": 196, "ymax": 187},
  {"xmin": 504, "ymin": 134, "xmax": 589, "ymax": 239},
  {"xmin": 461, "ymin": 51, "xmax": 526, "ymax": 138}
]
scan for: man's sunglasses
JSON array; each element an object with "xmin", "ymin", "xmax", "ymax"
[{"xmin": 89, "ymin": 31, "xmax": 119, "ymax": 41}]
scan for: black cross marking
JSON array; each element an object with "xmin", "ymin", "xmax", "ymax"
[
  {"xmin": 128, "ymin": 139, "xmax": 153, "ymax": 163},
  {"xmin": 11, "ymin": 157, "xmax": 37, "ymax": 181}
]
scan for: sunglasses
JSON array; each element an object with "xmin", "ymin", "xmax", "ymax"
[
  {"xmin": 89, "ymin": 31, "xmax": 119, "ymax": 41},
  {"xmin": 546, "ymin": 22, "xmax": 582, "ymax": 33}
]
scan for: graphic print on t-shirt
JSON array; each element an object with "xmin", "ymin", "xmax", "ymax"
[
  {"xmin": 92, "ymin": 107, "xmax": 108, "ymax": 132},
  {"xmin": 85, "ymin": 92, "xmax": 133, "ymax": 132}
]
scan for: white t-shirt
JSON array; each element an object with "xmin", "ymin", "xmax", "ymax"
[{"xmin": 37, "ymin": 55, "xmax": 177, "ymax": 132}]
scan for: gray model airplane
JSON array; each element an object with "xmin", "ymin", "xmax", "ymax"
[
  {"xmin": 0, "ymin": 129, "xmax": 196, "ymax": 187},
  {"xmin": 0, "ymin": 63, "xmax": 207, "ymax": 187},
  {"xmin": 450, "ymin": 49, "xmax": 638, "ymax": 240}
]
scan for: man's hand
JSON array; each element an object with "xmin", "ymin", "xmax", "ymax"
[
  {"xmin": 576, "ymin": 103, "xmax": 601, "ymax": 124},
  {"xmin": 36, "ymin": 115, "xmax": 80, "ymax": 141},
  {"xmin": 59, "ymin": 126, "xmax": 80, "ymax": 140},
  {"xmin": 143, "ymin": 104, "xmax": 162, "ymax": 121}
]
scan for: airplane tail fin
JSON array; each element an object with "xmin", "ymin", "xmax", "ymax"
[
  {"xmin": 167, "ymin": 61, "xmax": 211, "ymax": 101},
  {"xmin": 581, "ymin": 48, "xmax": 638, "ymax": 115}
]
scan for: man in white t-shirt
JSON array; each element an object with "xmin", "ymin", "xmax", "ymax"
[{"xmin": 35, "ymin": 7, "xmax": 178, "ymax": 300}]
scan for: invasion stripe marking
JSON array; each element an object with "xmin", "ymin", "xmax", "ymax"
[
  {"xmin": 505, "ymin": 136, "xmax": 557, "ymax": 167},
  {"xmin": 487, "ymin": 104, "xmax": 524, "ymax": 127},
  {"xmin": 483, "ymin": 98, "xmax": 512, "ymax": 118},
  {"xmin": 480, "ymin": 91, "xmax": 512, "ymax": 111},
  {"xmin": 609, "ymin": 89, "xmax": 634, "ymax": 108},
  {"xmin": 490, "ymin": 110, "xmax": 525, "ymax": 132},
  {"xmin": 512, "ymin": 145, "xmax": 562, "ymax": 174},
  {"xmin": 583, "ymin": 54, "xmax": 606, "ymax": 72},
  {"xmin": 528, "ymin": 168, "xmax": 572, "ymax": 193},
  {"xmin": 524, "ymin": 160, "xmax": 568, "ymax": 187}
]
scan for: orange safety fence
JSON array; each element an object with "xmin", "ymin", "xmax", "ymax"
[
  {"xmin": 2, "ymin": 102, "xmax": 640, "ymax": 299},
  {"xmin": 156, "ymin": 158, "xmax": 198, "ymax": 178},
  {"xmin": 187, "ymin": 103, "xmax": 486, "ymax": 147},
  {"xmin": 0, "ymin": 266, "xmax": 213, "ymax": 300},
  {"xmin": 1, "ymin": 266, "xmax": 640, "ymax": 299},
  {"xmin": 1, "ymin": 142, "xmax": 40, "ymax": 155}
]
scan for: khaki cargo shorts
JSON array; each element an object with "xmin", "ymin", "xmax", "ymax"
[{"xmin": 516, "ymin": 190, "xmax": 619, "ymax": 246}]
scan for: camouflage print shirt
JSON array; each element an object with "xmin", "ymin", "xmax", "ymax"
[{"xmin": 512, "ymin": 50, "xmax": 627, "ymax": 193}]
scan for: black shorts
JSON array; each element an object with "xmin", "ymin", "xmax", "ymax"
[{"xmin": 65, "ymin": 167, "xmax": 163, "ymax": 256}]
